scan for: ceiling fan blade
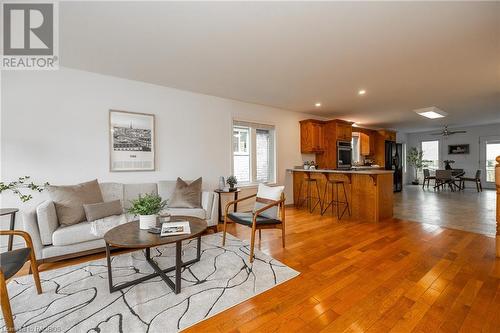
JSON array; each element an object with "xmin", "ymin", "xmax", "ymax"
[
  {"xmin": 430, "ymin": 132, "xmax": 443, "ymax": 135},
  {"xmin": 449, "ymin": 130, "xmax": 467, "ymax": 134}
]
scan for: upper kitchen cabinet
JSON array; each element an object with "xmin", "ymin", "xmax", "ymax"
[
  {"xmin": 359, "ymin": 132, "xmax": 371, "ymax": 156},
  {"xmin": 378, "ymin": 130, "xmax": 396, "ymax": 142},
  {"xmin": 300, "ymin": 119, "xmax": 325, "ymax": 153},
  {"xmin": 335, "ymin": 121, "xmax": 352, "ymax": 141}
]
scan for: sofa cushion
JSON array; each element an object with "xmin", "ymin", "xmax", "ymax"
[
  {"xmin": 99, "ymin": 182, "xmax": 124, "ymax": 204},
  {"xmin": 158, "ymin": 181, "xmax": 177, "ymax": 201},
  {"xmin": 52, "ymin": 221, "xmax": 101, "ymax": 246},
  {"xmin": 123, "ymin": 183, "xmax": 158, "ymax": 209},
  {"xmin": 36, "ymin": 200, "xmax": 59, "ymax": 245},
  {"xmin": 168, "ymin": 177, "xmax": 202, "ymax": 208},
  {"xmin": 84, "ymin": 200, "xmax": 123, "ymax": 222},
  {"xmin": 165, "ymin": 208, "xmax": 206, "ymax": 220},
  {"xmin": 47, "ymin": 179, "xmax": 104, "ymax": 226}
]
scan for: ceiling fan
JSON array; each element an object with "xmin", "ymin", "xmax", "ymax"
[{"xmin": 430, "ymin": 125, "xmax": 467, "ymax": 137}]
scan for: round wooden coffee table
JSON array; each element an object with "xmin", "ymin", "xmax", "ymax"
[{"xmin": 104, "ymin": 215, "xmax": 207, "ymax": 294}]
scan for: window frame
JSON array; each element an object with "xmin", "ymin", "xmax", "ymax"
[{"xmin": 231, "ymin": 120, "xmax": 277, "ymax": 186}]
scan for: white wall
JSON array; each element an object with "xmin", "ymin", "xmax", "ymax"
[
  {"xmin": 1, "ymin": 67, "xmax": 317, "ymax": 247},
  {"xmin": 406, "ymin": 123, "xmax": 500, "ymax": 186}
]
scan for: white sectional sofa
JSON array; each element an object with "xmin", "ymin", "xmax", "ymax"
[{"xmin": 23, "ymin": 181, "xmax": 218, "ymax": 263}]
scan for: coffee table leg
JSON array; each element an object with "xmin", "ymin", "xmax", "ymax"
[
  {"xmin": 175, "ymin": 241, "xmax": 182, "ymax": 294},
  {"xmin": 107, "ymin": 239, "xmax": 203, "ymax": 294},
  {"xmin": 197, "ymin": 235, "xmax": 201, "ymax": 260},
  {"xmin": 105, "ymin": 242, "xmax": 113, "ymax": 292}
]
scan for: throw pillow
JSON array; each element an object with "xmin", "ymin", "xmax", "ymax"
[
  {"xmin": 84, "ymin": 200, "xmax": 123, "ymax": 222},
  {"xmin": 47, "ymin": 179, "xmax": 104, "ymax": 226},
  {"xmin": 253, "ymin": 184, "xmax": 285, "ymax": 219},
  {"xmin": 168, "ymin": 177, "xmax": 202, "ymax": 208}
]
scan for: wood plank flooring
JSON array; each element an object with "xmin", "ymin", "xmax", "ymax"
[{"xmin": 15, "ymin": 207, "xmax": 500, "ymax": 332}]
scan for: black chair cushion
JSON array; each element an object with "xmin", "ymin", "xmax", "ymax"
[
  {"xmin": 228, "ymin": 212, "xmax": 281, "ymax": 226},
  {"xmin": 0, "ymin": 248, "xmax": 31, "ymax": 279}
]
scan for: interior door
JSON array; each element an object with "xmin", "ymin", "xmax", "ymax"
[{"xmin": 479, "ymin": 136, "xmax": 500, "ymax": 189}]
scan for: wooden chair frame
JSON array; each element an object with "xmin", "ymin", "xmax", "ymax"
[
  {"xmin": 222, "ymin": 192, "xmax": 286, "ymax": 263},
  {"xmin": 0, "ymin": 230, "xmax": 42, "ymax": 332}
]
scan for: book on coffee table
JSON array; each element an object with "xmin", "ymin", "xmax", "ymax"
[{"xmin": 160, "ymin": 221, "xmax": 191, "ymax": 237}]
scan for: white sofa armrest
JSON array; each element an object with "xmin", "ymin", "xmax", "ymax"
[
  {"xmin": 22, "ymin": 209, "xmax": 43, "ymax": 260},
  {"xmin": 201, "ymin": 191, "xmax": 218, "ymax": 227}
]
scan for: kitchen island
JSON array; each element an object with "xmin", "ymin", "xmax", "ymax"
[{"xmin": 288, "ymin": 168, "xmax": 394, "ymax": 222}]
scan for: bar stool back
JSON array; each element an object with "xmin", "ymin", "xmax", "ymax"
[
  {"xmin": 321, "ymin": 173, "xmax": 351, "ymax": 220},
  {"xmin": 296, "ymin": 172, "xmax": 322, "ymax": 213}
]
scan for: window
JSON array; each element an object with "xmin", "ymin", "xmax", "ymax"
[
  {"xmin": 486, "ymin": 141, "xmax": 500, "ymax": 182},
  {"xmin": 421, "ymin": 140, "xmax": 439, "ymax": 170},
  {"xmin": 233, "ymin": 121, "xmax": 275, "ymax": 184}
]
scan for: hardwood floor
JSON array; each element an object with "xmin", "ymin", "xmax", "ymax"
[{"xmin": 15, "ymin": 208, "xmax": 500, "ymax": 332}]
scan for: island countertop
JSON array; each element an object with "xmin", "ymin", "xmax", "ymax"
[
  {"xmin": 287, "ymin": 168, "xmax": 394, "ymax": 175},
  {"xmin": 290, "ymin": 168, "xmax": 394, "ymax": 222}
]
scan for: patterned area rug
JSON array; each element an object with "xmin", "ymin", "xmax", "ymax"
[{"xmin": 3, "ymin": 233, "xmax": 299, "ymax": 332}]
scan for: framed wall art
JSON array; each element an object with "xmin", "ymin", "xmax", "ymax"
[
  {"xmin": 448, "ymin": 144, "xmax": 469, "ymax": 155},
  {"xmin": 109, "ymin": 110, "xmax": 155, "ymax": 171}
]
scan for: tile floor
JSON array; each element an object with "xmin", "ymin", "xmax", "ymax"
[{"xmin": 394, "ymin": 184, "xmax": 497, "ymax": 236}]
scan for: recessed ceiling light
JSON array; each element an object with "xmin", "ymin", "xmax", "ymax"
[
  {"xmin": 414, "ymin": 106, "xmax": 447, "ymax": 119},
  {"xmin": 358, "ymin": 90, "xmax": 366, "ymax": 95},
  {"xmin": 315, "ymin": 102, "xmax": 321, "ymax": 107}
]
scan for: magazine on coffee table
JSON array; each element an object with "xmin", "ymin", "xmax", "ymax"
[{"xmin": 160, "ymin": 221, "xmax": 191, "ymax": 237}]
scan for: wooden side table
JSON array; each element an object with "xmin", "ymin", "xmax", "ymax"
[
  {"xmin": 214, "ymin": 189, "xmax": 241, "ymax": 223},
  {"xmin": 1, "ymin": 208, "xmax": 19, "ymax": 251}
]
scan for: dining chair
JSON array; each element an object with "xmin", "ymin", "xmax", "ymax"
[
  {"xmin": 422, "ymin": 169, "xmax": 435, "ymax": 189},
  {"xmin": 0, "ymin": 230, "xmax": 42, "ymax": 332},
  {"xmin": 435, "ymin": 170, "xmax": 456, "ymax": 191},
  {"xmin": 222, "ymin": 184, "xmax": 285, "ymax": 263},
  {"xmin": 459, "ymin": 170, "xmax": 483, "ymax": 192}
]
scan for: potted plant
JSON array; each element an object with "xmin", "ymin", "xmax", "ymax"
[
  {"xmin": 407, "ymin": 147, "xmax": 429, "ymax": 185},
  {"xmin": 0, "ymin": 176, "xmax": 49, "ymax": 203},
  {"xmin": 443, "ymin": 160, "xmax": 455, "ymax": 170},
  {"xmin": 226, "ymin": 175, "xmax": 237, "ymax": 191},
  {"xmin": 127, "ymin": 193, "xmax": 167, "ymax": 229}
]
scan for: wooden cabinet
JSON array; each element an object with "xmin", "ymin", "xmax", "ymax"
[
  {"xmin": 336, "ymin": 122, "xmax": 352, "ymax": 141},
  {"xmin": 359, "ymin": 132, "xmax": 370, "ymax": 156},
  {"xmin": 379, "ymin": 130, "xmax": 396, "ymax": 142},
  {"xmin": 300, "ymin": 120, "xmax": 325, "ymax": 153}
]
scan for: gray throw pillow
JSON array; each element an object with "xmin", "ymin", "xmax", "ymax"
[
  {"xmin": 47, "ymin": 179, "xmax": 104, "ymax": 226},
  {"xmin": 83, "ymin": 200, "xmax": 123, "ymax": 222},
  {"xmin": 168, "ymin": 177, "xmax": 202, "ymax": 208}
]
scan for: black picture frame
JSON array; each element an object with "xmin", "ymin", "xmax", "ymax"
[{"xmin": 448, "ymin": 144, "xmax": 469, "ymax": 155}]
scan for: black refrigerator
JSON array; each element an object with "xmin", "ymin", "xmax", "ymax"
[{"xmin": 385, "ymin": 141, "xmax": 403, "ymax": 192}]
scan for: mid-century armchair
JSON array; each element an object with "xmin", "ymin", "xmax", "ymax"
[
  {"xmin": 222, "ymin": 185, "xmax": 285, "ymax": 263},
  {"xmin": 0, "ymin": 230, "xmax": 42, "ymax": 332}
]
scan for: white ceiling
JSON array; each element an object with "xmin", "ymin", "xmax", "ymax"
[{"xmin": 60, "ymin": 1, "xmax": 500, "ymax": 133}]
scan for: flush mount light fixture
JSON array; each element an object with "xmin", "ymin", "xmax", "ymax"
[
  {"xmin": 315, "ymin": 102, "xmax": 322, "ymax": 107},
  {"xmin": 358, "ymin": 89, "xmax": 366, "ymax": 95},
  {"xmin": 414, "ymin": 106, "xmax": 447, "ymax": 119}
]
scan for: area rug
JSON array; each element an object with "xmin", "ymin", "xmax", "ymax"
[{"xmin": 2, "ymin": 233, "xmax": 299, "ymax": 332}]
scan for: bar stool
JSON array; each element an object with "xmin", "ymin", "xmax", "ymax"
[
  {"xmin": 297, "ymin": 172, "xmax": 322, "ymax": 213},
  {"xmin": 321, "ymin": 173, "xmax": 351, "ymax": 220}
]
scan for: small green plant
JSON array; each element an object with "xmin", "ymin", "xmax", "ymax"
[
  {"xmin": 407, "ymin": 147, "xmax": 429, "ymax": 184},
  {"xmin": 0, "ymin": 176, "xmax": 49, "ymax": 202},
  {"xmin": 226, "ymin": 175, "xmax": 237, "ymax": 188},
  {"xmin": 127, "ymin": 193, "xmax": 167, "ymax": 216}
]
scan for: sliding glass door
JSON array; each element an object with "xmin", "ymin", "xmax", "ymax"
[{"xmin": 480, "ymin": 136, "xmax": 500, "ymax": 189}]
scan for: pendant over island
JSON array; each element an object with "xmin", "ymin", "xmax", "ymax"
[{"xmin": 288, "ymin": 168, "xmax": 395, "ymax": 223}]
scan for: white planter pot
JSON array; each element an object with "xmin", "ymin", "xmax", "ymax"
[{"xmin": 139, "ymin": 214, "xmax": 157, "ymax": 230}]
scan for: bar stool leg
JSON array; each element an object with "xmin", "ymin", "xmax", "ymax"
[
  {"xmin": 342, "ymin": 182, "xmax": 351, "ymax": 217},
  {"xmin": 311, "ymin": 181, "xmax": 322, "ymax": 213}
]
